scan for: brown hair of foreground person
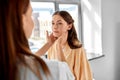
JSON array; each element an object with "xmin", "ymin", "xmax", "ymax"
[{"xmin": 0, "ymin": 0, "xmax": 50, "ymax": 80}]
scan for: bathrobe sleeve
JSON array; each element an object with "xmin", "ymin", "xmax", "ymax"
[{"xmin": 73, "ymin": 47, "xmax": 93, "ymax": 80}]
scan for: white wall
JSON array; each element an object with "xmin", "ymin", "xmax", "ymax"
[
  {"xmin": 81, "ymin": 0, "xmax": 102, "ymax": 55},
  {"xmin": 90, "ymin": 0, "xmax": 120, "ymax": 80}
]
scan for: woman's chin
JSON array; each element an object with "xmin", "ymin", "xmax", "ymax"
[{"xmin": 53, "ymin": 34, "xmax": 60, "ymax": 38}]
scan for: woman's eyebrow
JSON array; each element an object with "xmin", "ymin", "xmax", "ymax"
[
  {"xmin": 57, "ymin": 20, "xmax": 62, "ymax": 22},
  {"xmin": 52, "ymin": 20, "xmax": 62, "ymax": 23}
]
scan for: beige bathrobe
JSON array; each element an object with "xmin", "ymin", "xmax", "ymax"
[{"xmin": 48, "ymin": 42, "xmax": 93, "ymax": 80}]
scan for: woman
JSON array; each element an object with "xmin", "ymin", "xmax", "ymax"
[
  {"xmin": 0, "ymin": 0, "xmax": 74, "ymax": 80},
  {"xmin": 47, "ymin": 11, "xmax": 93, "ymax": 80}
]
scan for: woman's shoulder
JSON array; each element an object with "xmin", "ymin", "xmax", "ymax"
[
  {"xmin": 18, "ymin": 57, "xmax": 51, "ymax": 80},
  {"xmin": 43, "ymin": 58, "xmax": 75, "ymax": 80},
  {"xmin": 73, "ymin": 46, "xmax": 84, "ymax": 52},
  {"xmin": 71, "ymin": 46, "xmax": 86, "ymax": 57},
  {"xmin": 18, "ymin": 57, "xmax": 75, "ymax": 80},
  {"xmin": 18, "ymin": 64, "xmax": 42, "ymax": 80}
]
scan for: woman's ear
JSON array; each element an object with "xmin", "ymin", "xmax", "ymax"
[
  {"xmin": 22, "ymin": 15, "xmax": 27, "ymax": 31},
  {"xmin": 22, "ymin": 15, "xmax": 26, "ymax": 23},
  {"xmin": 67, "ymin": 24, "xmax": 72, "ymax": 30},
  {"xmin": 22, "ymin": 15, "xmax": 27, "ymax": 27}
]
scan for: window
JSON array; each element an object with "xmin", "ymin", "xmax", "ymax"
[{"xmin": 29, "ymin": 2, "xmax": 55, "ymax": 53}]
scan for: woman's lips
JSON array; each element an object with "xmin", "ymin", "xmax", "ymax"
[{"xmin": 53, "ymin": 31, "xmax": 59, "ymax": 33}]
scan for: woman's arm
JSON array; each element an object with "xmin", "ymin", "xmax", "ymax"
[
  {"xmin": 35, "ymin": 42, "xmax": 52, "ymax": 56},
  {"xmin": 35, "ymin": 31, "xmax": 57, "ymax": 56},
  {"xmin": 73, "ymin": 47, "xmax": 93, "ymax": 80}
]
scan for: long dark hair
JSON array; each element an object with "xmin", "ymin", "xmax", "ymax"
[
  {"xmin": 53, "ymin": 11, "xmax": 82, "ymax": 49},
  {"xmin": 0, "ymin": 0, "xmax": 50, "ymax": 80}
]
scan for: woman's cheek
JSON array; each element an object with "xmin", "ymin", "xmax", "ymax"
[{"xmin": 62, "ymin": 28, "xmax": 67, "ymax": 33}]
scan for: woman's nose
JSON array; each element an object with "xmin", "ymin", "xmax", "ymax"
[{"xmin": 53, "ymin": 24, "xmax": 58, "ymax": 29}]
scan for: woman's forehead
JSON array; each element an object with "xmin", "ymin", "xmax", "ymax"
[{"xmin": 52, "ymin": 15, "xmax": 65, "ymax": 22}]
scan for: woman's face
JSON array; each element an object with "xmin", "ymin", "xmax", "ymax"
[
  {"xmin": 52, "ymin": 14, "xmax": 70, "ymax": 38},
  {"xmin": 22, "ymin": 4, "xmax": 34, "ymax": 38}
]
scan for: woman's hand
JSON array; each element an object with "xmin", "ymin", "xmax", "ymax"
[
  {"xmin": 35, "ymin": 31, "xmax": 57, "ymax": 56},
  {"xmin": 57, "ymin": 31, "xmax": 68, "ymax": 47},
  {"xmin": 46, "ymin": 31, "xmax": 57, "ymax": 46}
]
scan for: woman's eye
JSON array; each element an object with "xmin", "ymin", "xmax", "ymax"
[
  {"xmin": 52, "ymin": 23, "xmax": 54, "ymax": 25},
  {"xmin": 57, "ymin": 23, "xmax": 62, "ymax": 25}
]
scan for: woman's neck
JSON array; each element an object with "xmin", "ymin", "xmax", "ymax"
[{"xmin": 61, "ymin": 42, "xmax": 67, "ymax": 49}]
